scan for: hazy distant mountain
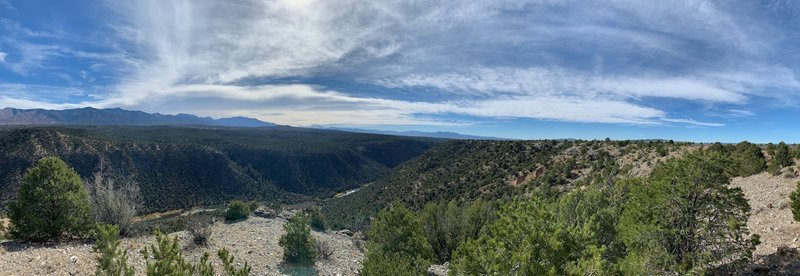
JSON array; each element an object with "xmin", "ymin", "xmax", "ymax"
[
  {"xmin": 0, "ymin": 107, "xmax": 276, "ymax": 127},
  {"xmin": 321, "ymin": 127, "xmax": 505, "ymax": 140}
]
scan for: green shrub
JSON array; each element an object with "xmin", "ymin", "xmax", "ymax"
[
  {"xmin": 224, "ymin": 200, "xmax": 251, "ymax": 221},
  {"xmin": 218, "ymin": 248, "xmax": 252, "ymax": 276},
  {"xmin": 306, "ymin": 208, "xmax": 326, "ymax": 231},
  {"xmin": 143, "ymin": 229, "xmax": 198, "ymax": 275},
  {"xmin": 248, "ymin": 201, "xmax": 259, "ymax": 214},
  {"xmin": 768, "ymin": 142, "xmax": 793, "ymax": 175},
  {"xmin": 791, "ymin": 182, "xmax": 800, "ymax": 222},
  {"xmin": 451, "ymin": 196, "xmax": 607, "ymax": 275},
  {"xmin": 9, "ymin": 157, "xmax": 93, "ymax": 241},
  {"xmin": 361, "ymin": 203, "xmax": 432, "ymax": 276},
  {"xmin": 143, "ymin": 229, "xmax": 249, "ymax": 276},
  {"xmin": 655, "ymin": 143, "xmax": 668, "ymax": 157},
  {"xmin": 449, "ymin": 180, "xmax": 634, "ymax": 275},
  {"xmin": 279, "ymin": 213, "xmax": 317, "ymax": 264},
  {"xmin": 420, "ymin": 199, "xmax": 497, "ymax": 263},
  {"xmin": 94, "ymin": 224, "xmax": 135, "ymax": 276},
  {"xmin": 360, "ymin": 251, "xmax": 419, "ymax": 276}
]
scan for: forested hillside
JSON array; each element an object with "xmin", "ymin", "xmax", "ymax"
[
  {"xmin": 323, "ymin": 139, "xmax": 776, "ymax": 229},
  {"xmin": 327, "ymin": 139, "xmax": 791, "ymax": 274},
  {"xmin": 0, "ymin": 126, "xmax": 441, "ymax": 213}
]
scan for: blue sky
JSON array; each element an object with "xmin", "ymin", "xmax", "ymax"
[{"xmin": 1, "ymin": 0, "xmax": 800, "ymax": 142}]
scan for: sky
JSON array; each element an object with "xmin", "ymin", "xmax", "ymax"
[{"xmin": 1, "ymin": 0, "xmax": 800, "ymax": 142}]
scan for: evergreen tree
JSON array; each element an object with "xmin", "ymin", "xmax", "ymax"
[
  {"xmin": 361, "ymin": 203, "xmax": 432, "ymax": 276},
  {"xmin": 94, "ymin": 224, "xmax": 135, "ymax": 276},
  {"xmin": 279, "ymin": 213, "xmax": 317, "ymax": 265},
  {"xmin": 790, "ymin": 182, "xmax": 800, "ymax": 222},
  {"xmin": 730, "ymin": 141, "xmax": 767, "ymax": 176},
  {"xmin": 768, "ymin": 142, "xmax": 792, "ymax": 174},
  {"xmin": 143, "ymin": 229, "xmax": 198, "ymax": 275},
  {"xmin": 707, "ymin": 142, "xmax": 727, "ymax": 154},
  {"xmin": 619, "ymin": 152, "xmax": 758, "ymax": 274},
  {"xmin": 224, "ymin": 200, "xmax": 251, "ymax": 221},
  {"xmin": 450, "ymin": 184, "xmax": 630, "ymax": 276},
  {"xmin": 9, "ymin": 157, "xmax": 93, "ymax": 241},
  {"xmin": 420, "ymin": 199, "xmax": 497, "ymax": 264}
]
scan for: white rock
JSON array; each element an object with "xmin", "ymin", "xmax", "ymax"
[{"xmin": 69, "ymin": 256, "xmax": 78, "ymax": 263}]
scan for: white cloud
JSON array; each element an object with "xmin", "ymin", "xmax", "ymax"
[
  {"xmin": 660, "ymin": 118, "xmax": 725, "ymax": 127},
  {"xmin": 377, "ymin": 66, "xmax": 750, "ymax": 103},
  {"xmin": 18, "ymin": 0, "xmax": 785, "ymax": 128},
  {"xmin": 0, "ymin": 96, "xmax": 83, "ymax": 110},
  {"xmin": 728, "ymin": 109, "xmax": 754, "ymax": 117},
  {"xmin": 106, "ymin": 0, "xmax": 413, "ymax": 85},
  {"xmin": 2, "ymin": 83, "xmax": 716, "ymax": 127},
  {"xmin": 0, "ymin": 18, "xmax": 65, "ymax": 39},
  {"xmin": 599, "ymin": 77, "xmax": 747, "ymax": 103},
  {"xmin": 0, "ymin": 41, "xmax": 67, "ymax": 75},
  {"xmin": 0, "ymin": 51, "xmax": 6, "ymax": 63}
]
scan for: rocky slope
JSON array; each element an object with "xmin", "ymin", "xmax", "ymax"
[{"xmin": 731, "ymin": 170, "xmax": 800, "ymax": 273}]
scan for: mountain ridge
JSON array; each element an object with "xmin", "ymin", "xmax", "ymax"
[
  {"xmin": 0, "ymin": 107, "xmax": 276, "ymax": 127},
  {"xmin": 318, "ymin": 127, "xmax": 506, "ymax": 140}
]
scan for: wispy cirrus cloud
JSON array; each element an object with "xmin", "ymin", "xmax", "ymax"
[
  {"xmin": 2, "ymin": 0, "xmax": 800, "ymax": 132},
  {"xmin": 375, "ymin": 66, "xmax": 752, "ymax": 103},
  {"xmin": 728, "ymin": 109, "xmax": 754, "ymax": 118}
]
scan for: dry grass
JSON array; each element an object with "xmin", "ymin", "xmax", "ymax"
[
  {"xmin": 188, "ymin": 215, "xmax": 214, "ymax": 246},
  {"xmin": 89, "ymin": 172, "xmax": 140, "ymax": 235}
]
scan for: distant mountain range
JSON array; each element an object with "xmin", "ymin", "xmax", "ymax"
[
  {"xmin": 0, "ymin": 107, "xmax": 276, "ymax": 127},
  {"xmin": 321, "ymin": 127, "xmax": 505, "ymax": 140},
  {"xmin": 0, "ymin": 107, "xmax": 504, "ymax": 140}
]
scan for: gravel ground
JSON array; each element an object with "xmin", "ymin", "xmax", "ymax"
[
  {"xmin": 731, "ymin": 171, "xmax": 800, "ymax": 274},
  {"xmin": 731, "ymin": 171, "xmax": 800, "ymax": 256},
  {"xmin": 0, "ymin": 215, "xmax": 364, "ymax": 276}
]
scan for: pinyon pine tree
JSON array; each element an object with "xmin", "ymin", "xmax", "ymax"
[
  {"xmin": 9, "ymin": 156, "xmax": 93, "ymax": 241},
  {"xmin": 279, "ymin": 213, "xmax": 317, "ymax": 264},
  {"xmin": 94, "ymin": 224, "xmax": 135, "ymax": 276},
  {"xmin": 619, "ymin": 152, "xmax": 758, "ymax": 274},
  {"xmin": 361, "ymin": 203, "xmax": 433, "ymax": 276}
]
